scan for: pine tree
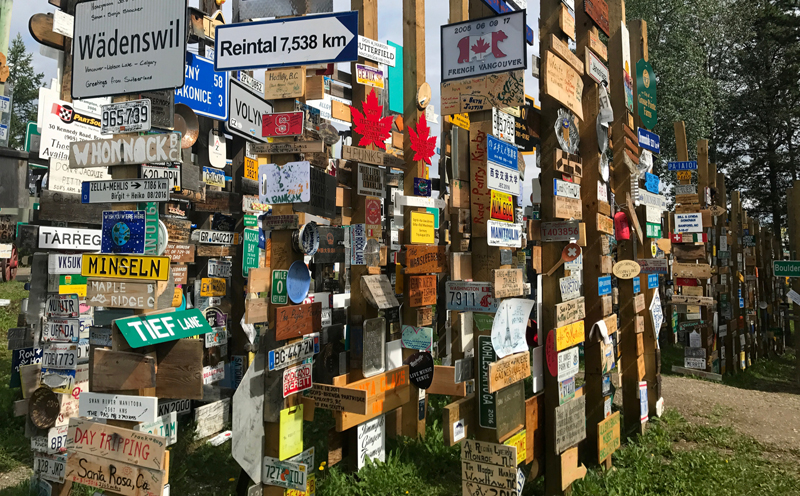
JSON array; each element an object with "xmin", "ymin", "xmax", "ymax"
[{"xmin": 6, "ymin": 34, "xmax": 44, "ymax": 150}]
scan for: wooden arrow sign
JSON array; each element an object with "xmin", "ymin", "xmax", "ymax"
[{"xmin": 29, "ymin": 13, "xmax": 65, "ymax": 50}]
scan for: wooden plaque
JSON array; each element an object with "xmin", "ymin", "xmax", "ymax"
[
  {"xmin": 673, "ymin": 262, "xmax": 712, "ymax": 279},
  {"xmin": 550, "ymin": 34, "xmax": 584, "ymax": 75},
  {"xmin": 492, "ymin": 269, "xmax": 524, "ymax": 298},
  {"xmin": 162, "ymin": 217, "xmax": 192, "ymax": 243},
  {"xmin": 403, "ymin": 245, "xmax": 447, "ymax": 274},
  {"xmin": 543, "ymin": 51, "xmax": 584, "ymax": 121},
  {"xmin": 264, "ymin": 67, "xmax": 306, "ymax": 99},
  {"xmin": 597, "ymin": 411, "xmax": 621, "ymax": 461},
  {"xmin": 164, "ymin": 244, "xmax": 195, "ymax": 263},
  {"xmin": 488, "ymin": 351, "xmax": 531, "ymax": 393},
  {"xmin": 554, "ymin": 195, "xmax": 583, "ymax": 220},
  {"xmin": 64, "ymin": 451, "xmax": 165, "ymax": 496},
  {"xmin": 38, "ymin": 190, "xmax": 109, "ymax": 225},
  {"xmin": 334, "ymin": 366, "xmax": 410, "ymax": 431},
  {"xmin": 597, "ymin": 214, "xmax": 614, "ymax": 234},
  {"xmin": 555, "ymin": 296, "xmax": 585, "ymax": 328},
  {"xmin": 275, "ymin": 303, "xmax": 323, "ymax": 341},
  {"xmin": 408, "ymin": 275, "xmax": 437, "ymax": 307},
  {"xmin": 633, "ymin": 293, "xmax": 645, "ymax": 313}
]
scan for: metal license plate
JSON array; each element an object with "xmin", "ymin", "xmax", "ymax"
[
  {"xmin": 445, "ymin": 281, "xmax": 498, "ymax": 313},
  {"xmin": 282, "ymin": 363, "xmax": 313, "ymax": 397},
  {"xmin": 42, "ymin": 319, "xmax": 80, "ymax": 343},
  {"xmin": 42, "ymin": 344, "xmax": 77, "ymax": 370},
  {"xmin": 269, "ymin": 333, "xmax": 320, "ymax": 371},
  {"xmin": 34, "ymin": 453, "xmax": 67, "ymax": 483},
  {"xmin": 101, "ymin": 99, "xmax": 152, "ymax": 135}
]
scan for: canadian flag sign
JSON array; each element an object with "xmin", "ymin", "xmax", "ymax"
[{"xmin": 441, "ymin": 11, "xmax": 527, "ymax": 82}]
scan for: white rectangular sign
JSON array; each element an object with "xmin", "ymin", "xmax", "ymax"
[
  {"xmin": 357, "ymin": 163, "xmax": 386, "ymax": 198},
  {"xmin": 675, "ymin": 213, "xmax": 703, "ymax": 233},
  {"xmin": 487, "ymin": 220, "xmax": 522, "ymax": 247},
  {"xmin": 81, "ymin": 178, "xmax": 170, "ymax": 203},
  {"xmin": 492, "ymin": 108, "xmax": 515, "ymax": 144},
  {"xmin": 358, "ymin": 36, "xmax": 396, "ymax": 67},
  {"xmin": 134, "ymin": 411, "xmax": 178, "ymax": 445},
  {"xmin": 585, "ymin": 48, "xmax": 609, "ymax": 87},
  {"xmin": 70, "ymin": 133, "xmax": 181, "ymax": 169},
  {"xmin": 72, "ymin": 0, "xmax": 186, "ymax": 99},
  {"xmin": 39, "ymin": 226, "xmax": 101, "ymax": 251},
  {"xmin": 637, "ymin": 190, "xmax": 668, "ymax": 210},
  {"xmin": 488, "ymin": 161, "xmax": 521, "ymax": 196},
  {"xmin": 226, "ymin": 79, "xmax": 274, "ymax": 143},
  {"xmin": 141, "ymin": 165, "xmax": 181, "ymax": 191},
  {"xmin": 40, "ymin": 99, "xmax": 104, "ymax": 162},
  {"xmin": 78, "ymin": 392, "xmax": 158, "ymax": 423},
  {"xmin": 559, "ymin": 275, "xmax": 581, "ymax": 301},
  {"xmin": 48, "ymin": 254, "xmax": 83, "ymax": 275},
  {"xmin": 34, "ymin": 453, "xmax": 67, "ymax": 484},
  {"xmin": 554, "ymin": 179, "xmax": 580, "ymax": 199},
  {"xmin": 357, "ymin": 414, "xmax": 386, "ymax": 469},
  {"xmin": 192, "ymin": 230, "xmax": 239, "ymax": 245},
  {"xmin": 557, "ymin": 347, "xmax": 580, "ymax": 381},
  {"xmin": 441, "ymin": 10, "xmax": 527, "ymax": 82},
  {"xmin": 100, "ymin": 99, "xmax": 152, "ymax": 135}
]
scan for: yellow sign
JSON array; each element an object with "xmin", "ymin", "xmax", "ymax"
[
  {"xmin": 200, "ymin": 277, "xmax": 227, "ymax": 297},
  {"xmin": 503, "ymin": 429, "xmax": 527, "ymax": 465},
  {"xmin": 409, "ymin": 211, "xmax": 435, "ymax": 244},
  {"xmin": 676, "ymin": 171, "xmax": 691, "ymax": 181},
  {"xmin": 172, "ymin": 287, "xmax": 183, "ymax": 307},
  {"xmin": 279, "ymin": 405, "xmax": 304, "ymax": 461},
  {"xmin": 555, "ymin": 320, "xmax": 585, "ymax": 351},
  {"xmin": 60, "ymin": 284, "xmax": 87, "ymax": 298},
  {"xmin": 81, "ymin": 254, "xmax": 170, "ymax": 281},
  {"xmin": 450, "ymin": 113, "xmax": 470, "ymax": 130},
  {"xmin": 244, "ymin": 156, "xmax": 258, "ymax": 181},
  {"xmin": 598, "ymin": 411, "xmax": 621, "ymax": 461},
  {"xmin": 490, "ymin": 190, "xmax": 514, "ymax": 223}
]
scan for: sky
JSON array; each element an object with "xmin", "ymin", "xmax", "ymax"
[{"xmin": 13, "ymin": 0, "xmax": 541, "ymax": 205}]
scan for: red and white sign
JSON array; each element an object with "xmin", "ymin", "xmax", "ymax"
[
  {"xmin": 283, "ymin": 363, "xmax": 312, "ymax": 397},
  {"xmin": 262, "ymin": 111, "xmax": 305, "ymax": 137},
  {"xmin": 365, "ymin": 197, "xmax": 382, "ymax": 225}
]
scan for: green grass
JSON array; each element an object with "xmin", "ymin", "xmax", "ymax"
[{"xmin": 1, "ymin": 281, "xmax": 799, "ymax": 495}]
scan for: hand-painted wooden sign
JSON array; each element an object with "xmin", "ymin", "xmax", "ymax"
[
  {"xmin": 69, "ymin": 133, "xmax": 181, "ymax": 169},
  {"xmin": 275, "ymin": 303, "xmax": 323, "ymax": 341},
  {"xmin": 303, "ymin": 384, "xmax": 367, "ymax": 415},
  {"xmin": 409, "ymin": 275, "xmax": 437, "ymax": 307},
  {"xmin": 584, "ymin": 0, "xmax": 610, "ymax": 36},
  {"xmin": 597, "ymin": 411, "xmax": 620, "ymax": 461},
  {"xmin": 263, "ymin": 67, "xmax": 306, "ymax": 100},
  {"xmin": 487, "ymin": 351, "xmax": 530, "ymax": 393},
  {"xmin": 543, "ymin": 51, "xmax": 584, "ymax": 120},
  {"xmin": 555, "ymin": 395, "xmax": 586, "ymax": 454},
  {"xmin": 403, "ymin": 245, "xmax": 447, "ymax": 274},
  {"xmin": 440, "ymin": 71, "xmax": 524, "ymax": 114},
  {"xmin": 64, "ymin": 451, "xmax": 165, "ymax": 496},
  {"xmin": 86, "ymin": 279, "xmax": 157, "ymax": 310},
  {"xmin": 67, "ymin": 418, "xmax": 167, "ymax": 471}
]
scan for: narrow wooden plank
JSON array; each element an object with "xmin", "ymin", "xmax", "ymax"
[{"xmin": 91, "ymin": 349, "xmax": 156, "ymax": 392}]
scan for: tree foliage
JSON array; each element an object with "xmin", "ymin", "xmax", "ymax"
[
  {"xmin": 626, "ymin": 0, "xmax": 799, "ymax": 236},
  {"xmin": 6, "ymin": 34, "xmax": 44, "ymax": 150}
]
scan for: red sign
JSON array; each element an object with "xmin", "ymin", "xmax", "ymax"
[
  {"xmin": 675, "ymin": 278, "xmax": 698, "ymax": 287},
  {"xmin": 408, "ymin": 113, "xmax": 437, "ymax": 165},
  {"xmin": 283, "ymin": 362, "xmax": 312, "ymax": 397},
  {"xmin": 262, "ymin": 111, "xmax": 305, "ymax": 137},
  {"xmin": 670, "ymin": 232, "xmax": 708, "ymax": 243},
  {"xmin": 351, "ymin": 89, "xmax": 393, "ymax": 150},
  {"xmin": 365, "ymin": 197, "xmax": 382, "ymax": 225}
]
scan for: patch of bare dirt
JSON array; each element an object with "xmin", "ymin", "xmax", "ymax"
[{"xmin": 0, "ymin": 466, "xmax": 31, "ymax": 491}]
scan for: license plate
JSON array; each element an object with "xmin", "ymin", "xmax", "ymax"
[
  {"xmin": 42, "ymin": 319, "xmax": 80, "ymax": 343},
  {"xmin": 283, "ymin": 363, "xmax": 312, "ymax": 397},
  {"xmin": 445, "ymin": 281, "xmax": 498, "ymax": 312},
  {"xmin": 101, "ymin": 99, "xmax": 152, "ymax": 134},
  {"xmin": 262, "ymin": 456, "xmax": 307, "ymax": 491},
  {"xmin": 34, "ymin": 453, "xmax": 67, "ymax": 483},
  {"xmin": 204, "ymin": 328, "xmax": 228, "ymax": 348},
  {"xmin": 269, "ymin": 333, "xmax": 319, "ymax": 371},
  {"xmin": 42, "ymin": 344, "xmax": 77, "ymax": 370}
]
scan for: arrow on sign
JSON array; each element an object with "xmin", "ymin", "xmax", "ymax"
[{"xmin": 214, "ymin": 11, "xmax": 359, "ymax": 72}]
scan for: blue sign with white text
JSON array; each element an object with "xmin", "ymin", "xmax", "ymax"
[
  {"xmin": 667, "ymin": 161, "xmax": 698, "ymax": 171},
  {"xmin": 101, "ymin": 210, "xmax": 146, "ymax": 255},
  {"xmin": 637, "ymin": 127, "xmax": 660, "ymax": 154},
  {"xmin": 175, "ymin": 53, "xmax": 228, "ymax": 121},
  {"xmin": 487, "ymin": 134, "xmax": 519, "ymax": 170},
  {"xmin": 633, "ymin": 277, "xmax": 641, "ymax": 294},
  {"xmin": 644, "ymin": 172, "xmax": 660, "ymax": 193},
  {"xmin": 648, "ymin": 273, "xmax": 659, "ymax": 289},
  {"xmin": 598, "ymin": 276, "xmax": 612, "ymax": 296}
]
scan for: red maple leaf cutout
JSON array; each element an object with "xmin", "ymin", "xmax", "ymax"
[
  {"xmin": 408, "ymin": 112, "xmax": 437, "ymax": 165},
  {"xmin": 472, "ymin": 37, "xmax": 491, "ymax": 55},
  {"xmin": 350, "ymin": 89, "xmax": 393, "ymax": 150}
]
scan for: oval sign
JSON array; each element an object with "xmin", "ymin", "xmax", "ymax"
[
  {"xmin": 287, "ymin": 260, "xmax": 311, "ymax": 304},
  {"xmin": 612, "ymin": 260, "xmax": 642, "ymax": 280}
]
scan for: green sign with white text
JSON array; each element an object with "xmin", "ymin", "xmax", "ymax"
[
  {"xmin": 636, "ymin": 59, "xmax": 657, "ymax": 130},
  {"xmin": 242, "ymin": 228, "xmax": 260, "ymax": 277},
  {"xmin": 114, "ymin": 308, "xmax": 213, "ymax": 348},
  {"xmin": 773, "ymin": 260, "xmax": 800, "ymax": 277}
]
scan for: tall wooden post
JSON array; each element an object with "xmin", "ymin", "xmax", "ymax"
[
  {"xmin": 730, "ymin": 191, "xmax": 742, "ymax": 373},
  {"xmin": 400, "ymin": 0, "xmax": 428, "ymax": 439},
  {"xmin": 715, "ymin": 171, "xmax": 730, "ymax": 373}
]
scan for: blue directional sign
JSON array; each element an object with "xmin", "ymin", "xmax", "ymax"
[
  {"xmin": 633, "ymin": 277, "xmax": 641, "ymax": 294},
  {"xmin": 479, "ymin": 0, "xmax": 535, "ymax": 45},
  {"xmin": 648, "ymin": 273, "xmax": 659, "ymax": 289},
  {"xmin": 598, "ymin": 276, "xmax": 612, "ymax": 296},
  {"xmin": 637, "ymin": 127, "xmax": 660, "ymax": 154},
  {"xmin": 487, "ymin": 135, "xmax": 519, "ymax": 170},
  {"xmin": 175, "ymin": 53, "xmax": 228, "ymax": 121},
  {"xmin": 214, "ymin": 11, "xmax": 359, "ymax": 72},
  {"xmin": 667, "ymin": 161, "xmax": 698, "ymax": 171}
]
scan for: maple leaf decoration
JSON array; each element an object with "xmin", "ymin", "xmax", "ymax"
[
  {"xmin": 408, "ymin": 112, "xmax": 437, "ymax": 165},
  {"xmin": 472, "ymin": 37, "xmax": 491, "ymax": 55},
  {"xmin": 350, "ymin": 89, "xmax": 393, "ymax": 150}
]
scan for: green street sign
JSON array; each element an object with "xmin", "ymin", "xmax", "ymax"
[
  {"xmin": 139, "ymin": 202, "xmax": 159, "ymax": 255},
  {"xmin": 773, "ymin": 260, "xmax": 800, "ymax": 277},
  {"xmin": 114, "ymin": 308, "xmax": 212, "ymax": 348},
  {"xmin": 244, "ymin": 214, "xmax": 258, "ymax": 227},
  {"xmin": 477, "ymin": 334, "xmax": 496, "ymax": 429},
  {"xmin": 242, "ymin": 228, "xmax": 260, "ymax": 277},
  {"xmin": 636, "ymin": 59, "xmax": 657, "ymax": 130},
  {"xmin": 271, "ymin": 270, "xmax": 288, "ymax": 305},
  {"xmin": 645, "ymin": 222, "xmax": 661, "ymax": 239}
]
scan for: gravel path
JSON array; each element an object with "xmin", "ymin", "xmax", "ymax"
[{"xmin": 662, "ymin": 374, "xmax": 800, "ymax": 455}]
